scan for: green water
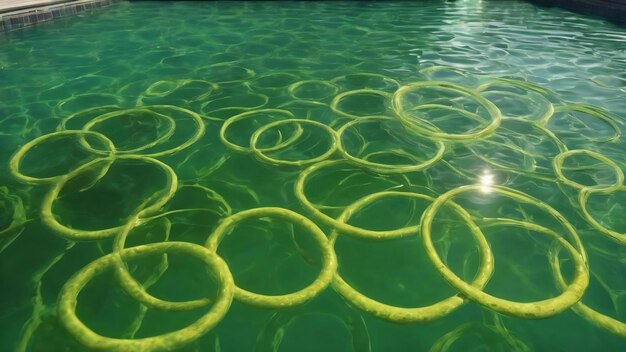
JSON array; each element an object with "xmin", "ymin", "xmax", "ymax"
[{"xmin": 1, "ymin": 0, "xmax": 626, "ymax": 350}]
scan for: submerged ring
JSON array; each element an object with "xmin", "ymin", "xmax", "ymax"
[
  {"xmin": 553, "ymin": 149, "xmax": 624, "ymax": 193},
  {"xmin": 205, "ymin": 207, "xmax": 337, "ymax": 308},
  {"xmin": 250, "ymin": 119, "xmax": 339, "ymax": 167},
  {"xmin": 82, "ymin": 108, "xmax": 176, "ymax": 154},
  {"xmin": 57, "ymin": 241, "xmax": 234, "ymax": 352},
  {"xmin": 392, "ymin": 81, "xmax": 502, "ymax": 141},
  {"xmin": 41, "ymin": 155, "xmax": 177, "ymax": 241},
  {"xmin": 337, "ymin": 116, "xmax": 445, "ymax": 174},
  {"xmin": 220, "ymin": 109, "xmax": 296, "ymax": 153},
  {"xmin": 551, "ymin": 243, "xmax": 626, "ymax": 338},
  {"xmin": 330, "ymin": 191, "xmax": 494, "ymax": 323},
  {"xmin": 578, "ymin": 188, "xmax": 626, "ymax": 245},
  {"xmin": 543, "ymin": 104, "xmax": 621, "ymax": 142},
  {"xmin": 82, "ymin": 105, "xmax": 205, "ymax": 158},
  {"xmin": 9, "ymin": 130, "xmax": 116, "ymax": 185},
  {"xmin": 297, "ymin": 160, "xmax": 430, "ymax": 239},
  {"xmin": 331, "ymin": 89, "xmax": 391, "ymax": 119},
  {"xmin": 421, "ymin": 185, "xmax": 589, "ymax": 319}
]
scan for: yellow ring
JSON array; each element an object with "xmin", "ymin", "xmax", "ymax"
[
  {"xmin": 553, "ymin": 149, "xmax": 624, "ymax": 193},
  {"xmin": 392, "ymin": 81, "xmax": 502, "ymax": 141},
  {"xmin": 421, "ymin": 185, "xmax": 589, "ymax": 319},
  {"xmin": 337, "ymin": 116, "xmax": 445, "ymax": 174},
  {"xmin": 9, "ymin": 130, "xmax": 116, "ymax": 185},
  {"xmin": 205, "ymin": 207, "xmax": 336, "ymax": 309},
  {"xmin": 331, "ymin": 191, "xmax": 494, "ymax": 323},
  {"xmin": 41, "ymin": 155, "xmax": 177, "ymax": 241},
  {"xmin": 250, "ymin": 119, "xmax": 339, "ymax": 167},
  {"xmin": 57, "ymin": 241, "xmax": 234, "ymax": 352}
]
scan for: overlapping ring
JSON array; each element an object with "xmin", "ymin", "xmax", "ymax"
[
  {"xmin": 250, "ymin": 118, "xmax": 339, "ymax": 167},
  {"xmin": 330, "ymin": 191, "xmax": 494, "ymax": 323},
  {"xmin": 421, "ymin": 185, "xmax": 589, "ymax": 319},
  {"xmin": 336, "ymin": 116, "xmax": 445, "ymax": 174},
  {"xmin": 57, "ymin": 241, "xmax": 234, "ymax": 352},
  {"xmin": 553, "ymin": 149, "xmax": 624, "ymax": 193},
  {"xmin": 205, "ymin": 207, "xmax": 337, "ymax": 309},
  {"xmin": 392, "ymin": 81, "xmax": 502, "ymax": 141}
]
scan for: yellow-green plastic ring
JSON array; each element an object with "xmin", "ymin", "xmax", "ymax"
[
  {"xmin": 82, "ymin": 108, "xmax": 176, "ymax": 154},
  {"xmin": 297, "ymin": 160, "xmax": 428, "ymax": 239},
  {"xmin": 337, "ymin": 116, "xmax": 445, "ymax": 174},
  {"xmin": 331, "ymin": 191, "xmax": 494, "ymax": 323},
  {"xmin": 578, "ymin": 187, "xmax": 626, "ymax": 245},
  {"xmin": 82, "ymin": 105, "xmax": 206, "ymax": 158},
  {"xmin": 250, "ymin": 119, "xmax": 339, "ymax": 167},
  {"xmin": 57, "ymin": 241, "xmax": 234, "ymax": 352},
  {"xmin": 551, "ymin": 243, "xmax": 626, "ymax": 338},
  {"xmin": 392, "ymin": 81, "xmax": 502, "ymax": 141},
  {"xmin": 9, "ymin": 130, "xmax": 116, "ymax": 185},
  {"xmin": 331, "ymin": 89, "xmax": 392, "ymax": 119},
  {"xmin": 41, "ymin": 155, "xmax": 177, "ymax": 241},
  {"xmin": 422, "ymin": 185, "xmax": 589, "ymax": 319},
  {"xmin": 205, "ymin": 207, "xmax": 337, "ymax": 309},
  {"xmin": 219, "ymin": 109, "xmax": 296, "ymax": 153},
  {"xmin": 553, "ymin": 149, "xmax": 624, "ymax": 193}
]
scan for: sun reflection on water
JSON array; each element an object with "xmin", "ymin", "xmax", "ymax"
[{"xmin": 479, "ymin": 170, "xmax": 495, "ymax": 193}]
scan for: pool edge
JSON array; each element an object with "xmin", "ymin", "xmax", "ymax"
[{"xmin": 0, "ymin": 0, "xmax": 118, "ymax": 33}]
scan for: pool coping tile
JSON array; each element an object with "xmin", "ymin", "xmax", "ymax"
[{"xmin": 0, "ymin": 0, "xmax": 117, "ymax": 33}]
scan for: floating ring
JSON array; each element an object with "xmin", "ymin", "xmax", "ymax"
[
  {"xmin": 553, "ymin": 149, "xmax": 624, "ymax": 193},
  {"xmin": 543, "ymin": 104, "xmax": 621, "ymax": 143},
  {"xmin": 82, "ymin": 108, "xmax": 176, "ymax": 154},
  {"xmin": 9, "ymin": 130, "xmax": 116, "ymax": 185},
  {"xmin": 57, "ymin": 241, "xmax": 234, "ymax": 352},
  {"xmin": 108, "ymin": 214, "xmax": 212, "ymax": 312},
  {"xmin": 330, "ymin": 191, "xmax": 494, "ymax": 323},
  {"xmin": 205, "ymin": 207, "xmax": 337, "ymax": 309},
  {"xmin": 250, "ymin": 119, "xmax": 339, "ymax": 167},
  {"xmin": 331, "ymin": 73, "xmax": 400, "ymax": 93},
  {"xmin": 41, "ymin": 155, "xmax": 177, "ymax": 241},
  {"xmin": 468, "ymin": 117, "xmax": 566, "ymax": 181},
  {"xmin": 288, "ymin": 80, "xmax": 340, "ymax": 101},
  {"xmin": 331, "ymin": 89, "xmax": 391, "ymax": 119},
  {"xmin": 57, "ymin": 105, "xmax": 122, "ymax": 131},
  {"xmin": 219, "ymin": 109, "xmax": 297, "ymax": 153},
  {"xmin": 331, "ymin": 191, "xmax": 431, "ymax": 240},
  {"xmin": 297, "ymin": 161, "xmax": 430, "ymax": 239},
  {"xmin": 392, "ymin": 81, "xmax": 502, "ymax": 141},
  {"xmin": 337, "ymin": 116, "xmax": 445, "ymax": 174},
  {"xmin": 476, "ymin": 77, "xmax": 555, "ymax": 122},
  {"xmin": 82, "ymin": 105, "xmax": 205, "ymax": 158},
  {"xmin": 109, "ymin": 185, "xmax": 232, "ymax": 312},
  {"xmin": 421, "ymin": 185, "xmax": 589, "ymax": 319},
  {"xmin": 578, "ymin": 188, "xmax": 626, "ymax": 245},
  {"xmin": 551, "ymin": 244, "xmax": 626, "ymax": 338}
]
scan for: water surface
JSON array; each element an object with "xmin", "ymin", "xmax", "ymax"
[{"xmin": 1, "ymin": 1, "xmax": 626, "ymax": 351}]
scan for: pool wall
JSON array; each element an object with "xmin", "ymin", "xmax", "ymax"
[
  {"xmin": 0, "ymin": 0, "xmax": 117, "ymax": 33},
  {"xmin": 525, "ymin": 0, "xmax": 626, "ymax": 25}
]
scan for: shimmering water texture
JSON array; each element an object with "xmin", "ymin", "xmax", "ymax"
[{"xmin": 1, "ymin": 1, "xmax": 626, "ymax": 351}]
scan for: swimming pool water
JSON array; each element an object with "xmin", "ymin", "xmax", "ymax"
[{"xmin": 1, "ymin": 1, "xmax": 626, "ymax": 351}]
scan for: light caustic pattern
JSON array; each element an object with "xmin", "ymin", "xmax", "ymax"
[{"xmin": 1, "ymin": 1, "xmax": 626, "ymax": 351}]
